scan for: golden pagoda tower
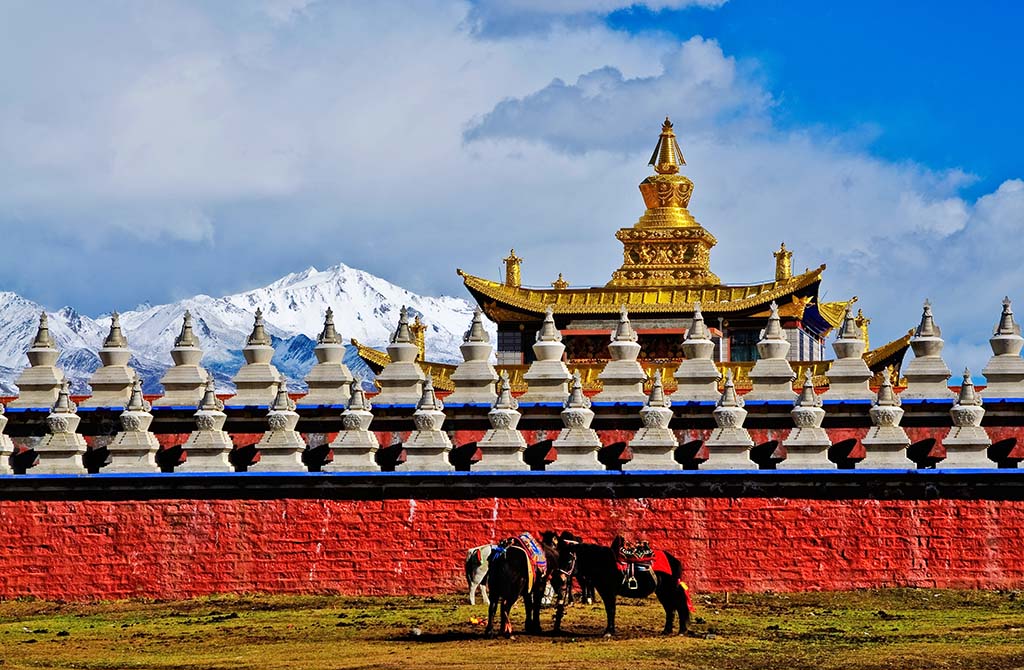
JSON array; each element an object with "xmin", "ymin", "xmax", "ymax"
[{"xmin": 607, "ymin": 117, "xmax": 720, "ymax": 287}]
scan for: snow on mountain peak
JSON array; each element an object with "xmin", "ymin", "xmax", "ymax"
[{"xmin": 0, "ymin": 260, "xmax": 492, "ymax": 394}]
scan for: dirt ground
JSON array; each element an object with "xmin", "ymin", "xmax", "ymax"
[{"xmin": 1, "ymin": 589, "xmax": 1023, "ymax": 670}]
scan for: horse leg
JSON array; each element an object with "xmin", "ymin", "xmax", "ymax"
[
  {"xmin": 526, "ymin": 579, "xmax": 542, "ymax": 633},
  {"xmin": 481, "ymin": 575, "xmax": 490, "ymax": 605},
  {"xmin": 501, "ymin": 598, "xmax": 514, "ymax": 638},
  {"xmin": 485, "ymin": 596, "xmax": 498, "ymax": 636},
  {"xmin": 600, "ymin": 589, "xmax": 617, "ymax": 637},
  {"xmin": 677, "ymin": 587, "xmax": 691, "ymax": 635}
]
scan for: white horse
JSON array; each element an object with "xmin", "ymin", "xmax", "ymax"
[{"xmin": 465, "ymin": 544, "xmax": 496, "ymax": 605}]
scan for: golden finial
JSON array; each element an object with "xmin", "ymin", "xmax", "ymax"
[
  {"xmin": 855, "ymin": 308, "xmax": 871, "ymax": 350},
  {"xmin": 551, "ymin": 273, "xmax": 569, "ymax": 290},
  {"xmin": 410, "ymin": 314, "xmax": 427, "ymax": 361},
  {"xmin": 773, "ymin": 242, "xmax": 793, "ymax": 281},
  {"xmin": 648, "ymin": 116, "xmax": 685, "ymax": 175},
  {"xmin": 503, "ymin": 249, "xmax": 523, "ymax": 288}
]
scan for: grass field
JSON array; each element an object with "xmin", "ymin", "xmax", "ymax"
[{"xmin": 1, "ymin": 589, "xmax": 1023, "ymax": 669}]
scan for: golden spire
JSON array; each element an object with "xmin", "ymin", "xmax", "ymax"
[
  {"xmin": 410, "ymin": 314, "xmax": 427, "ymax": 361},
  {"xmin": 648, "ymin": 117, "xmax": 685, "ymax": 175},
  {"xmin": 773, "ymin": 242, "xmax": 793, "ymax": 281},
  {"xmin": 551, "ymin": 273, "xmax": 569, "ymax": 290},
  {"xmin": 503, "ymin": 249, "xmax": 523, "ymax": 288},
  {"xmin": 608, "ymin": 117, "xmax": 719, "ymax": 288},
  {"xmin": 855, "ymin": 308, "xmax": 871, "ymax": 350}
]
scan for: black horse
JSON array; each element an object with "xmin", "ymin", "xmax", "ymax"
[
  {"xmin": 485, "ymin": 533, "xmax": 561, "ymax": 637},
  {"xmin": 555, "ymin": 535, "xmax": 691, "ymax": 637}
]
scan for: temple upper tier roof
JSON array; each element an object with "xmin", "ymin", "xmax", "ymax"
[{"xmin": 458, "ymin": 264, "xmax": 827, "ymax": 318}]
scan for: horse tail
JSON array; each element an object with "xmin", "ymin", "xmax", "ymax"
[{"xmin": 663, "ymin": 550, "xmax": 696, "ymax": 614}]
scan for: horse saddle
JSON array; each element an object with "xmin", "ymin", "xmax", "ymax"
[
  {"xmin": 495, "ymin": 533, "xmax": 547, "ymax": 592},
  {"xmin": 617, "ymin": 542, "xmax": 657, "ymax": 591}
]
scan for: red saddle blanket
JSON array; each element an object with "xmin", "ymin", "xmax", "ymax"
[
  {"xmin": 617, "ymin": 549, "xmax": 695, "ymax": 612},
  {"xmin": 512, "ymin": 532, "xmax": 547, "ymax": 591}
]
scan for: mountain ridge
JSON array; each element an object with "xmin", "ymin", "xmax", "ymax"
[{"xmin": 0, "ymin": 262, "xmax": 488, "ymax": 397}]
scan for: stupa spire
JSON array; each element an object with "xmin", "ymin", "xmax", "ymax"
[
  {"xmin": 996, "ymin": 296, "xmax": 1020, "ymax": 336},
  {"xmin": 536, "ymin": 305, "xmax": 562, "ymax": 343},
  {"xmin": 686, "ymin": 302, "xmax": 711, "ymax": 341},
  {"xmin": 915, "ymin": 299, "xmax": 941, "ymax": 338},
  {"xmin": 613, "ymin": 304, "xmax": 638, "ymax": 342},
  {"xmin": 493, "ymin": 370, "xmax": 518, "ymax": 410},
  {"xmin": 392, "ymin": 306, "xmax": 414, "ymax": 344},
  {"xmin": 175, "ymin": 310, "xmax": 198, "ymax": 348},
  {"xmin": 648, "ymin": 117, "xmax": 685, "ymax": 174},
  {"xmin": 104, "ymin": 312, "xmax": 128, "ymax": 348},
  {"xmin": 957, "ymin": 368, "xmax": 980, "ymax": 406},
  {"xmin": 198, "ymin": 376, "xmax": 223, "ymax": 411},
  {"xmin": 32, "ymin": 311, "xmax": 56, "ymax": 349},
  {"xmin": 837, "ymin": 305, "xmax": 862, "ymax": 341},
  {"xmin": 318, "ymin": 307, "xmax": 341, "ymax": 345},
  {"xmin": 247, "ymin": 308, "xmax": 271, "ymax": 346},
  {"xmin": 464, "ymin": 308, "xmax": 490, "ymax": 343}
]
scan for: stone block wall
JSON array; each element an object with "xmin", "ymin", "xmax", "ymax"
[{"xmin": 1, "ymin": 473, "xmax": 1023, "ymax": 601}]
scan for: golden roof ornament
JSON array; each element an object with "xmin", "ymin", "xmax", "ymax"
[
  {"xmin": 410, "ymin": 315, "xmax": 427, "ymax": 361},
  {"xmin": 648, "ymin": 117, "xmax": 685, "ymax": 174},
  {"xmin": 551, "ymin": 273, "xmax": 569, "ymax": 290},
  {"xmin": 32, "ymin": 311, "xmax": 56, "ymax": 349},
  {"xmin": 503, "ymin": 249, "xmax": 523, "ymax": 288},
  {"xmin": 855, "ymin": 308, "xmax": 871, "ymax": 349},
  {"xmin": 608, "ymin": 116, "xmax": 719, "ymax": 288},
  {"xmin": 247, "ymin": 308, "xmax": 271, "ymax": 346},
  {"xmin": 318, "ymin": 307, "xmax": 341, "ymax": 345},
  {"xmin": 103, "ymin": 312, "xmax": 128, "ymax": 349},
  {"xmin": 175, "ymin": 310, "xmax": 199, "ymax": 348},
  {"xmin": 773, "ymin": 242, "xmax": 793, "ymax": 281}
]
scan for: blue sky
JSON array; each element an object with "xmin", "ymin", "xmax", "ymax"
[
  {"xmin": 607, "ymin": 1, "xmax": 1022, "ymax": 200},
  {"xmin": 0, "ymin": 0, "xmax": 1021, "ymax": 374}
]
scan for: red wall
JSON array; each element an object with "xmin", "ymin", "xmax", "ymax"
[{"xmin": 2, "ymin": 496, "xmax": 1023, "ymax": 601}]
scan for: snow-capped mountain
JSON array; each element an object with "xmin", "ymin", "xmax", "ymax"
[{"xmin": 0, "ymin": 262, "xmax": 488, "ymax": 396}]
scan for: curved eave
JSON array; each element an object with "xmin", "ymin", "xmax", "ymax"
[
  {"xmin": 351, "ymin": 339, "xmax": 457, "ymax": 391},
  {"xmin": 862, "ymin": 329, "xmax": 914, "ymax": 372},
  {"xmin": 457, "ymin": 265, "xmax": 827, "ymax": 318},
  {"xmin": 351, "ymin": 339, "xmax": 390, "ymax": 374}
]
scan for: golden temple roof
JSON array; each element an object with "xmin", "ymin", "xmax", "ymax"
[{"xmin": 458, "ymin": 264, "xmax": 826, "ymax": 317}]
